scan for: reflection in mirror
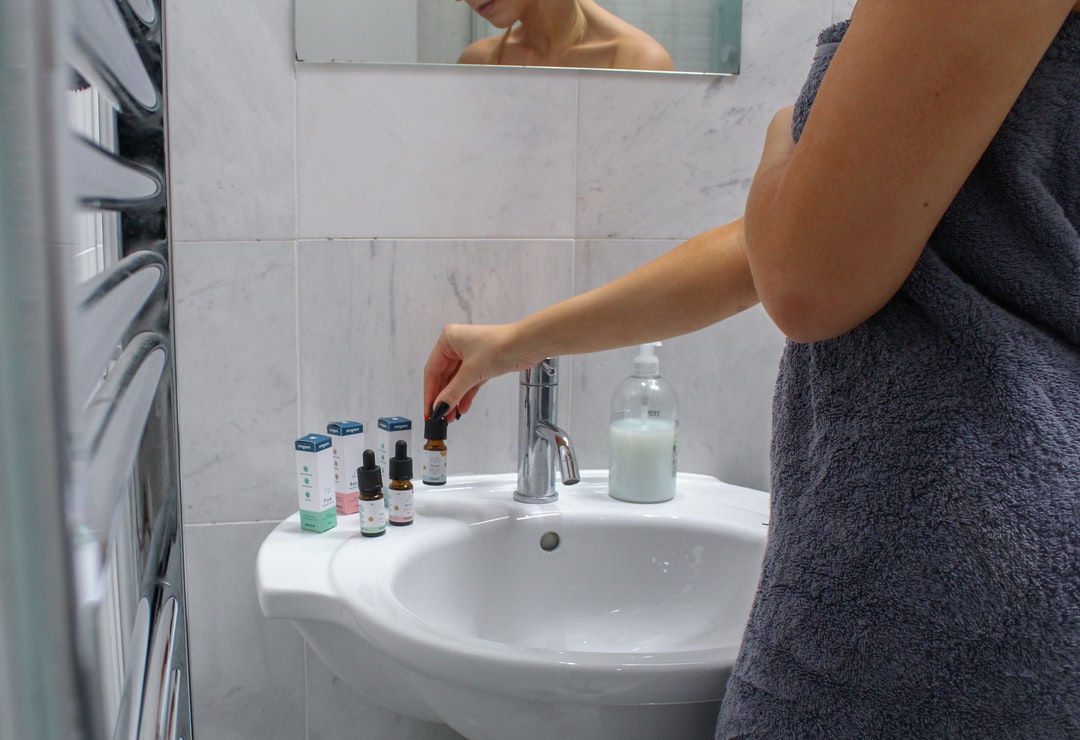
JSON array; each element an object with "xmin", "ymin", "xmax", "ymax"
[
  {"xmin": 457, "ymin": 0, "xmax": 674, "ymax": 71},
  {"xmin": 296, "ymin": 0, "xmax": 741, "ymax": 74}
]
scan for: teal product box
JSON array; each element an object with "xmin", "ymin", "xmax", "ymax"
[
  {"xmin": 326, "ymin": 421, "xmax": 365, "ymax": 515},
  {"xmin": 377, "ymin": 417, "xmax": 412, "ymax": 472},
  {"xmin": 295, "ymin": 433, "xmax": 337, "ymax": 533}
]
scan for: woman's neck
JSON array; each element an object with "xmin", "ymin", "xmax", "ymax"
[{"xmin": 517, "ymin": 0, "xmax": 587, "ymax": 56}]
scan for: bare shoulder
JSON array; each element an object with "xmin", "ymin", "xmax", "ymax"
[
  {"xmin": 610, "ymin": 27, "xmax": 674, "ymax": 71},
  {"xmin": 458, "ymin": 36, "xmax": 499, "ymax": 64}
]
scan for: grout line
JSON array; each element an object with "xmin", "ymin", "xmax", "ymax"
[
  {"xmin": 183, "ymin": 519, "xmax": 290, "ymax": 528},
  {"xmin": 566, "ymin": 70, "xmax": 583, "ymax": 427},
  {"xmin": 293, "ymin": 54, "xmax": 304, "ymax": 440},
  {"xmin": 294, "ymin": 238, "xmax": 302, "ymax": 438},
  {"xmin": 173, "ymin": 236, "xmax": 625, "ymax": 245},
  {"xmin": 303, "ymin": 645, "xmax": 310, "ymax": 740}
]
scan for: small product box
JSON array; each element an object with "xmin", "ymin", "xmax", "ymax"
[
  {"xmin": 377, "ymin": 417, "xmax": 412, "ymax": 472},
  {"xmin": 326, "ymin": 421, "xmax": 365, "ymax": 515},
  {"xmin": 295, "ymin": 433, "xmax": 337, "ymax": 533}
]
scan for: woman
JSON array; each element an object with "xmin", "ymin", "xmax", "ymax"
[
  {"xmin": 426, "ymin": 1, "xmax": 1080, "ymax": 735},
  {"xmin": 456, "ymin": 0, "xmax": 674, "ymax": 71}
]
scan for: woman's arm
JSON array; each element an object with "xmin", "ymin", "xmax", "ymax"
[
  {"xmin": 423, "ymin": 218, "xmax": 757, "ymax": 416},
  {"xmin": 745, "ymin": 0, "xmax": 1078, "ymax": 343}
]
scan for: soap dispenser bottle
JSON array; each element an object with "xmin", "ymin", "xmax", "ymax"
[{"xmin": 608, "ymin": 342, "xmax": 678, "ymax": 503}]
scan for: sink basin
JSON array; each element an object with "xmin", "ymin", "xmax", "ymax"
[{"xmin": 257, "ymin": 471, "xmax": 768, "ymax": 740}]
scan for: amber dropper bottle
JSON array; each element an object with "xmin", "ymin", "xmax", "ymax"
[
  {"xmin": 388, "ymin": 440, "xmax": 414, "ymax": 526},
  {"xmin": 422, "ymin": 404, "xmax": 448, "ymax": 486},
  {"xmin": 356, "ymin": 449, "xmax": 386, "ymax": 537}
]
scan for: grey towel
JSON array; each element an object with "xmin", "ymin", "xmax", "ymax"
[{"xmin": 718, "ymin": 15, "xmax": 1080, "ymax": 739}]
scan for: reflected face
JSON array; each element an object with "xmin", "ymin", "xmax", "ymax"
[{"xmin": 461, "ymin": 0, "xmax": 530, "ymax": 29}]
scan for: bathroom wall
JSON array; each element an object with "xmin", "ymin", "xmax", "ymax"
[{"xmin": 167, "ymin": 0, "xmax": 857, "ymax": 737}]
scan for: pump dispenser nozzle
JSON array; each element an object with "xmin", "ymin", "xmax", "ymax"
[{"xmin": 633, "ymin": 342, "xmax": 662, "ymax": 378}]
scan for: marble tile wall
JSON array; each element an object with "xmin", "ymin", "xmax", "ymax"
[
  {"xmin": 295, "ymin": 238, "xmax": 576, "ymax": 472},
  {"xmin": 834, "ymin": 0, "xmax": 859, "ymax": 23},
  {"xmin": 168, "ymin": 0, "xmax": 846, "ymax": 737},
  {"xmin": 295, "ymin": 65, "xmax": 579, "ymax": 239}
]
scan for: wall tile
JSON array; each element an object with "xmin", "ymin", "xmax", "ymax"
[
  {"xmin": 184, "ymin": 522, "xmax": 306, "ymax": 739},
  {"xmin": 296, "ymin": 65, "xmax": 578, "ymax": 240},
  {"xmin": 575, "ymin": 72, "xmax": 751, "ymax": 240},
  {"xmin": 575, "ymin": 0, "xmax": 830, "ymax": 241},
  {"xmin": 297, "ymin": 238, "xmax": 574, "ymax": 477},
  {"xmin": 569, "ymin": 239, "xmax": 784, "ymax": 491},
  {"xmin": 174, "ymin": 241, "xmax": 299, "ymax": 524},
  {"xmin": 305, "ymin": 647, "xmax": 467, "ymax": 739},
  {"xmin": 833, "ymin": 0, "xmax": 858, "ymax": 23},
  {"xmin": 165, "ymin": 0, "xmax": 296, "ymax": 242},
  {"xmin": 738, "ymin": 0, "xmax": 831, "ymax": 87}
]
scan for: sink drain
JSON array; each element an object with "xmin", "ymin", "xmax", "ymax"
[{"xmin": 539, "ymin": 531, "xmax": 561, "ymax": 552}]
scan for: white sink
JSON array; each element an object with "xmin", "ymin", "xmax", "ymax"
[{"xmin": 257, "ymin": 471, "xmax": 768, "ymax": 740}]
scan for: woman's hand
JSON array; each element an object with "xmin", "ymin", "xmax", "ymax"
[{"xmin": 422, "ymin": 323, "xmax": 538, "ymax": 422}]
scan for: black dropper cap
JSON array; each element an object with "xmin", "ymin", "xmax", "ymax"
[
  {"xmin": 424, "ymin": 417, "xmax": 447, "ymax": 441},
  {"xmin": 357, "ymin": 449, "xmax": 383, "ymax": 493},
  {"xmin": 425, "ymin": 402, "xmax": 449, "ymax": 441},
  {"xmin": 388, "ymin": 440, "xmax": 413, "ymax": 480}
]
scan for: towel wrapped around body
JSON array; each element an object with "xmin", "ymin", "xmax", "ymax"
[{"xmin": 717, "ymin": 15, "xmax": 1080, "ymax": 738}]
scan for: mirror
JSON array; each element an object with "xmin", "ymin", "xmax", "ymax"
[{"xmin": 296, "ymin": 0, "xmax": 741, "ymax": 75}]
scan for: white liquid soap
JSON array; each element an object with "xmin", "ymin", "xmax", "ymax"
[{"xmin": 608, "ymin": 343, "xmax": 678, "ymax": 503}]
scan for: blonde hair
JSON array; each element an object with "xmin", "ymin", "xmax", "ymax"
[{"xmin": 486, "ymin": 2, "xmax": 587, "ymax": 64}]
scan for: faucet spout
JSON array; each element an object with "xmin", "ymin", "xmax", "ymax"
[
  {"xmin": 536, "ymin": 420, "xmax": 580, "ymax": 486},
  {"xmin": 514, "ymin": 358, "xmax": 579, "ymax": 504}
]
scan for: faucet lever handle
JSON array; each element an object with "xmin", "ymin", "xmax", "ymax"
[{"xmin": 521, "ymin": 357, "xmax": 558, "ymax": 387}]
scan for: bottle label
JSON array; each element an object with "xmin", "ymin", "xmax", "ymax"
[
  {"xmin": 359, "ymin": 498, "xmax": 386, "ymax": 534},
  {"xmin": 422, "ymin": 449, "xmax": 446, "ymax": 484},
  {"xmin": 388, "ymin": 487, "xmax": 414, "ymax": 524}
]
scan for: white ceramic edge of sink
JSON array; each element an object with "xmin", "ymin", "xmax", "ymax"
[{"xmin": 262, "ymin": 470, "xmax": 771, "ymax": 705}]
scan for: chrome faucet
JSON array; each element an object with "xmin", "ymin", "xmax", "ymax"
[{"xmin": 515, "ymin": 358, "xmax": 579, "ymax": 503}]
